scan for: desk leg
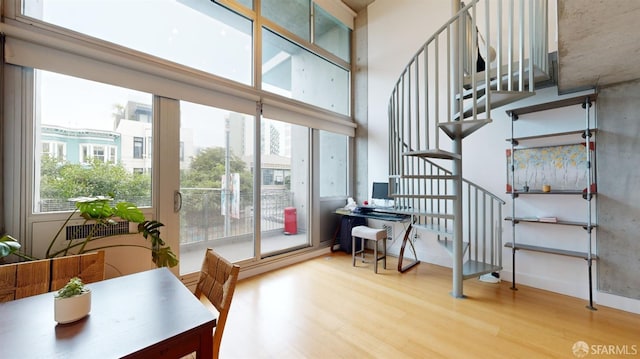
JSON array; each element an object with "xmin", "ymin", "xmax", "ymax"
[
  {"xmin": 397, "ymin": 223, "xmax": 420, "ymax": 273},
  {"xmin": 330, "ymin": 219, "xmax": 341, "ymax": 253}
]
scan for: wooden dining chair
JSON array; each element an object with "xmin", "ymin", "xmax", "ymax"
[{"xmin": 194, "ymin": 248, "xmax": 240, "ymax": 359}]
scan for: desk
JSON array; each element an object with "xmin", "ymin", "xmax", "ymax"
[
  {"xmin": 0, "ymin": 267, "xmax": 216, "ymax": 359},
  {"xmin": 332, "ymin": 209, "xmax": 420, "ymax": 272}
]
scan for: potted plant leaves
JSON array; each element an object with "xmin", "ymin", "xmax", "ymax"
[
  {"xmin": 1, "ymin": 195, "xmax": 178, "ymax": 268},
  {"xmin": 54, "ymin": 277, "xmax": 91, "ymax": 324}
]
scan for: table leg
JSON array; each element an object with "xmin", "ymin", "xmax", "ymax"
[{"xmin": 198, "ymin": 326, "xmax": 214, "ymax": 359}]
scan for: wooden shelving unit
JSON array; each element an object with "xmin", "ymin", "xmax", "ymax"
[{"xmin": 505, "ymin": 93, "xmax": 598, "ymax": 310}]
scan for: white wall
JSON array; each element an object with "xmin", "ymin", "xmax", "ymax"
[
  {"xmin": 366, "ymin": 0, "xmax": 640, "ymax": 314},
  {"xmin": 367, "ymin": 0, "xmax": 451, "ymax": 186}
]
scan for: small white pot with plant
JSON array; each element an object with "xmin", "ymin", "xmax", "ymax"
[{"xmin": 54, "ymin": 277, "xmax": 91, "ymax": 324}]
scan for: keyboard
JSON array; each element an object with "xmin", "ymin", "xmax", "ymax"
[{"xmin": 353, "ymin": 209, "xmax": 409, "ymax": 221}]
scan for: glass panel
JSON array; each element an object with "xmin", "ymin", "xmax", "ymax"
[
  {"xmin": 260, "ymin": 118, "xmax": 309, "ymax": 256},
  {"xmin": 179, "ymin": 101, "xmax": 255, "ymax": 275},
  {"xmin": 34, "ymin": 70, "xmax": 153, "ymax": 213},
  {"xmin": 23, "ymin": 0, "xmax": 253, "ymax": 85},
  {"xmin": 133, "ymin": 137, "xmax": 144, "ymax": 159},
  {"xmin": 236, "ymin": 0, "xmax": 253, "ymax": 9},
  {"xmin": 319, "ymin": 131, "xmax": 348, "ymax": 197},
  {"xmin": 261, "ymin": 0, "xmax": 310, "ymax": 40},
  {"xmin": 314, "ymin": 4, "xmax": 351, "ymax": 63},
  {"xmin": 262, "ymin": 28, "xmax": 350, "ymax": 115},
  {"xmin": 215, "ymin": 0, "xmax": 253, "ymax": 10}
]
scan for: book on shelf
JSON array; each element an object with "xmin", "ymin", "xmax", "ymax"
[{"xmin": 539, "ymin": 217, "xmax": 558, "ymax": 223}]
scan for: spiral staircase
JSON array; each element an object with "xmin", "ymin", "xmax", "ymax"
[{"xmin": 387, "ymin": 0, "xmax": 550, "ymax": 297}]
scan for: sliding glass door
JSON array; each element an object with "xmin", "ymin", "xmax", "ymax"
[
  {"xmin": 179, "ymin": 101, "xmax": 255, "ymax": 274},
  {"xmin": 260, "ymin": 118, "xmax": 310, "ymax": 256}
]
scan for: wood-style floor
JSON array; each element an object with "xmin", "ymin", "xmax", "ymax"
[{"xmin": 220, "ymin": 252, "xmax": 639, "ymax": 358}]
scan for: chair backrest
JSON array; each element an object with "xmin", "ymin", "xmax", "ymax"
[
  {"xmin": 0, "ymin": 251, "xmax": 105, "ymax": 302},
  {"xmin": 194, "ymin": 248, "xmax": 240, "ymax": 359}
]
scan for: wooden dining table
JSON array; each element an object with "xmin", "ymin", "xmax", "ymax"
[{"xmin": 0, "ymin": 267, "xmax": 216, "ymax": 358}]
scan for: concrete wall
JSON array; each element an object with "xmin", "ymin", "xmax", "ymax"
[
  {"xmin": 596, "ymin": 80, "xmax": 640, "ymax": 300},
  {"xmin": 366, "ymin": 0, "xmax": 640, "ymax": 313},
  {"xmin": 353, "ymin": 5, "xmax": 369, "ymax": 204}
]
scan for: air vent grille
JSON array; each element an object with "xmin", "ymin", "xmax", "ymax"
[{"xmin": 66, "ymin": 221, "xmax": 130, "ymax": 240}]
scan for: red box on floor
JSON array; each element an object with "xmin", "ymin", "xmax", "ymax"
[{"xmin": 284, "ymin": 207, "xmax": 297, "ymax": 235}]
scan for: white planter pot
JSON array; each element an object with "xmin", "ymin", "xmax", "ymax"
[{"xmin": 54, "ymin": 290, "xmax": 91, "ymax": 324}]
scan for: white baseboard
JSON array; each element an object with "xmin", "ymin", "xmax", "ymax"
[{"xmin": 238, "ymin": 247, "xmax": 332, "ymax": 280}]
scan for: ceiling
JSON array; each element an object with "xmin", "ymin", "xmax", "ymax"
[
  {"xmin": 557, "ymin": 0, "xmax": 640, "ymax": 92},
  {"xmin": 341, "ymin": 0, "xmax": 375, "ymax": 13},
  {"xmin": 343, "ymin": 0, "xmax": 640, "ymax": 93}
]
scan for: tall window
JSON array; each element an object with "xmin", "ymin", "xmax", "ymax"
[
  {"xmin": 262, "ymin": 0, "xmax": 310, "ymax": 40},
  {"xmin": 133, "ymin": 137, "xmax": 144, "ymax": 159},
  {"xmin": 262, "ymin": 29, "xmax": 350, "ymax": 115},
  {"xmin": 34, "ymin": 70, "xmax": 152, "ymax": 213},
  {"xmin": 23, "ymin": 0, "xmax": 254, "ymax": 85},
  {"xmin": 22, "ymin": 0, "xmax": 351, "ymax": 115},
  {"xmin": 7, "ymin": 0, "xmax": 355, "ymax": 276},
  {"xmin": 314, "ymin": 4, "xmax": 351, "ymax": 62}
]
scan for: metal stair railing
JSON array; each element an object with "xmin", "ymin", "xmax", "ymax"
[
  {"xmin": 387, "ymin": 0, "xmax": 548, "ymax": 293},
  {"xmin": 390, "ymin": 154, "xmax": 505, "ymax": 278},
  {"xmin": 388, "ymin": 0, "xmax": 547, "ymax": 166}
]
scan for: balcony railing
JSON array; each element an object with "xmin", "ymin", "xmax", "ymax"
[{"xmin": 38, "ymin": 188, "xmax": 294, "ymax": 246}]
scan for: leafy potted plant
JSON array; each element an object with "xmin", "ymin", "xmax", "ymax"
[
  {"xmin": 0, "ymin": 234, "xmax": 21, "ymax": 262},
  {"xmin": 0, "ymin": 195, "xmax": 178, "ymax": 268},
  {"xmin": 54, "ymin": 277, "xmax": 91, "ymax": 324}
]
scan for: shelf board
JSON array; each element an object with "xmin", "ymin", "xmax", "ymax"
[
  {"xmin": 507, "ymin": 189, "xmax": 587, "ymax": 195},
  {"xmin": 506, "ymin": 93, "xmax": 598, "ymax": 117},
  {"xmin": 506, "ymin": 129, "xmax": 597, "ymax": 148},
  {"xmin": 505, "ymin": 216, "xmax": 597, "ymax": 228},
  {"xmin": 505, "ymin": 242, "xmax": 598, "ymax": 260}
]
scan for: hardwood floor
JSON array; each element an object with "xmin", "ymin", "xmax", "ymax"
[{"xmin": 220, "ymin": 252, "xmax": 639, "ymax": 358}]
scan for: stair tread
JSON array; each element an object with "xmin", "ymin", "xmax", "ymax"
[
  {"xmin": 462, "ymin": 60, "xmax": 550, "ymax": 88},
  {"xmin": 439, "ymin": 119, "xmax": 492, "ymax": 139},
  {"xmin": 403, "ymin": 149, "xmax": 461, "ymax": 160},
  {"xmin": 452, "ymin": 91, "xmax": 535, "ymax": 123},
  {"xmin": 413, "ymin": 222, "xmax": 453, "ymax": 235},
  {"xmin": 462, "ymin": 260, "xmax": 502, "ymax": 279},
  {"xmin": 437, "ymin": 238, "xmax": 469, "ymax": 255}
]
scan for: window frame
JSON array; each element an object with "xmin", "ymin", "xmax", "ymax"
[
  {"xmin": 1, "ymin": 0, "xmax": 356, "ymax": 276},
  {"xmin": 133, "ymin": 136, "xmax": 144, "ymax": 159},
  {"xmin": 42, "ymin": 141, "xmax": 66, "ymax": 161}
]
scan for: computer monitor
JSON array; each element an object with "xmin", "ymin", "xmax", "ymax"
[{"xmin": 372, "ymin": 182, "xmax": 391, "ymax": 203}]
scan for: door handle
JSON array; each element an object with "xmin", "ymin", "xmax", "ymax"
[{"xmin": 173, "ymin": 190, "xmax": 182, "ymax": 213}]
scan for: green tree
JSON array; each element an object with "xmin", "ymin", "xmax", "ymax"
[
  {"xmin": 180, "ymin": 147, "xmax": 253, "ymax": 231},
  {"xmin": 40, "ymin": 157, "xmax": 151, "ymax": 209},
  {"xmin": 181, "ymin": 147, "xmax": 252, "ymax": 194}
]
